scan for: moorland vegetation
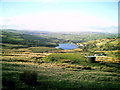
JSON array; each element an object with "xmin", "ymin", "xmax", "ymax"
[{"xmin": 1, "ymin": 29, "xmax": 120, "ymax": 89}]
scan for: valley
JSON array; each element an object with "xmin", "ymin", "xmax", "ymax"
[{"xmin": 1, "ymin": 29, "xmax": 120, "ymax": 89}]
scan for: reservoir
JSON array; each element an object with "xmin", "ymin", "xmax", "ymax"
[{"xmin": 55, "ymin": 43, "xmax": 78, "ymax": 50}]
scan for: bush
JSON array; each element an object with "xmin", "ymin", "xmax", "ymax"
[
  {"xmin": 20, "ymin": 70, "xmax": 37, "ymax": 85},
  {"xmin": 2, "ymin": 78, "xmax": 16, "ymax": 88}
]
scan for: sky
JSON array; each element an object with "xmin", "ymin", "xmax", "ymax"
[{"xmin": 0, "ymin": 0, "xmax": 119, "ymax": 33}]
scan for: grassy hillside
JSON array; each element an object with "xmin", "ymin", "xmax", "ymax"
[
  {"xmin": 1, "ymin": 29, "xmax": 120, "ymax": 89},
  {"xmin": 78, "ymin": 38, "xmax": 120, "ymax": 57},
  {"xmin": 2, "ymin": 61, "xmax": 120, "ymax": 89},
  {"xmin": 82, "ymin": 38, "xmax": 119, "ymax": 50},
  {"xmin": 46, "ymin": 32, "xmax": 118, "ymax": 42},
  {"xmin": 2, "ymin": 42, "xmax": 120, "ymax": 89},
  {"xmin": 1, "ymin": 29, "xmax": 118, "ymax": 43},
  {"xmin": 1, "ymin": 30, "xmax": 59, "ymax": 47}
]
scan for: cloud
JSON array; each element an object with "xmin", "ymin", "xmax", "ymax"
[
  {"xmin": 1, "ymin": 12, "xmax": 117, "ymax": 32},
  {"xmin": 0, "ymin": 17, "xmax": 3, "ymax": 25}
]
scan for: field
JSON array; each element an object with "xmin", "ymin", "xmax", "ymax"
[
  {"xmin": 1, "ymin": 30, "xmax": 120, "ymax": 89},
  {"xmin": 2, "ymin": 43, "xmax": 120, "ymax": 89},
  {"xmin": 2, "ymin": 61, "xmax": 120, "ymax": 89}
]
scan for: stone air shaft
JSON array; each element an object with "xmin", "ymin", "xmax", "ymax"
[{"xmin": 87, "ymin": 56, "xmax": 96, "ymax": 63}]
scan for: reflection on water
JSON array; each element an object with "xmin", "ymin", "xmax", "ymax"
[{"xmin": 55, "ymin": 43, "xmax": 78, "ymax": 50}]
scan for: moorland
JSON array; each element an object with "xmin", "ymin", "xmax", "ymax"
[{"xmin": 1, "ymin": 29, "xmax": 120, "ymax": 89}]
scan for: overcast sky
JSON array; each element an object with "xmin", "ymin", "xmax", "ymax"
[{"xmin": 0, "ymin": 0, "xmax": 118, "ymax": 33}]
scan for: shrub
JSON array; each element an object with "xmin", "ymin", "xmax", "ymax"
[
  {"xmin": 2, "ymin": 78, "xmax": 16, "ymax": 88},
  {"xmin": 20, "ymin": 70, "xmax": 37, "ymax": 85}
]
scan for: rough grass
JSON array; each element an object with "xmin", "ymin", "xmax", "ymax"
[
  {"xmin": 42, "ymin": 53, "xmax": 86, "ymax": 64},
  {"xmin": 2, "ymin": 47, "xmax": 52, "ymax": 63},
  {"xmin": 2, "ymin": 61, "xmax": 120, "ymax": 89},
  {"xmin": 2, "ymin": 43, "xmax": 120, "ymax": 89},
  {"xmin": 29, "ymin": 47, "xmax": 60, "ymax": 53}
]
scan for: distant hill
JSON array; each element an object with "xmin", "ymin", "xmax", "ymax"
[
  {"xmin": 1, "ymin": 29, "xmax": 119, "ymax": 57},
  {"xmin": 37, "ymin": 31, "xmax": 118, "ymax": 42},
  {"xmin": 1, "ymin": 29, "xmax": 59, "ymax": 47},
  {"xmin": 1, "ymin": 29, "xmax": 119, "ymax": 47},
  {"xmin": 80, "ymin": 38, "xmax": 119, "ymax": 51},
  {"xmin": 1, "ymin": 29, "xmax": 118, "ymax": 42},
  {"xmin": 78, "ymin": 38, "xmax": 119, "ymax": 57}
]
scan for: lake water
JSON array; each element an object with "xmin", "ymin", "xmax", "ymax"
[{"xmin": 55, "ymin": 43, "xmax": 78, "ymax": 50}]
